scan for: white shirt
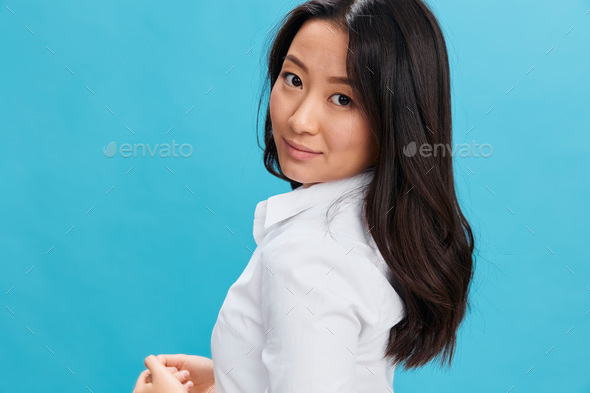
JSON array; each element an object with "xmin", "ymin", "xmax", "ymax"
[{"xmin": 210, "ymin": 168, "xmax": 405, "ymax": 393}]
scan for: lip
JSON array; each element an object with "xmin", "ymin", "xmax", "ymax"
[
  {"xmin": 284, "ymin": 138, "xmax": 321, "ymax": 154},
  {"xmin": 283, "ymin": 137, "xmax": 322, "ymax": 160}
]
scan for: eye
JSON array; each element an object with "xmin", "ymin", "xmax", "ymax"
[
  {"xmin": 329, "ymin": 94, "xmax": 353, "ymax": 107},
  {"xmin": 282, "ymin": 72, "xmax": 302, "ymax": 88},
  {"xmin": 280, "ymin": 71, "xmax": 353, "ymax": 107}
]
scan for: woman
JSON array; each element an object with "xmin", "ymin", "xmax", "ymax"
[{"xmin": 134, "ymin": 0, "xmax": 475, "ymax": 392}]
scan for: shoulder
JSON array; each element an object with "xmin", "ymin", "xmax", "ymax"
[
  {"xmin": 271, "ymin": 196, "xmax": 369, "ymax": 244},
  {"xmin": 260, "ymin": 229, "xmax": 401, "ymax": 331},
  {"xmin": 261, "ymin": 228, "xmax": 392, "ymax": 291},
  {"xmin": 262, "ymin": 198, "xmax": 388, "ymax": 287}
]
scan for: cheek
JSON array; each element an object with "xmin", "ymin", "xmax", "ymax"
[
  {"xmin": 325, "ymin": 119, "xmax": 374, "ymax": 157},
  {"xmin": 269, "ymin": 87, "xmax": 277, "ymax": 120},
  {"xmin": 324, "ymin": 120, "xmax": 361, "ymax": 150},
  {"xmin": 269, "ymin": 84, "xmax": 285, "ymax": 124}
]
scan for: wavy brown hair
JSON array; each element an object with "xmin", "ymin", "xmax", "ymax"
[{"xmin": 255, "ymin": 0, "xmax": 476, "ymax": 370}]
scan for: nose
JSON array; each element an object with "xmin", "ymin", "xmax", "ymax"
[{"xmin": 287, "ymin": 93, "xmax": 320, "ymax": 136}]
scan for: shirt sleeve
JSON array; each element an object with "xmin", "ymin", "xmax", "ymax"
[{"xmin": 260, "ymin": 231, "xmax": 376, "ymax": 393}]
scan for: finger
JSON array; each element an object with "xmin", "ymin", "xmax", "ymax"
[
  {"xmin": 156, "ymin": 354, "xmax": 186, "ymax": 369},
  {"xmin": 172, "ymin": 369, "xmax": 190, "ymax": 383},
  {"xmin": 134, "ymin": 369, "xmax": 151, "ymax": 390},
  {"xmin": 139, "ymin": 369, "xmax": 150, "ymax": 383},
  {"xmin": 144, "ymin": 367, "xmax": 178, "ymax": 384},
  {"xmin": 144, "ymin": 355, "xmax": 169, "ymax": 380},
  {"xmin": 185, "ymin": 380, "xmax": 194, "ymax": 391}
]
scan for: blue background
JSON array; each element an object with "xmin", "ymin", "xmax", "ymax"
[{"xmin": 1, "ymin": 0, "xmax": 589, "ymax": 392}]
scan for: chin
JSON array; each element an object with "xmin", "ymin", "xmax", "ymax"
[{"xmin": 282, "ymin": 167, "xmax": 314, "ymax": 185}]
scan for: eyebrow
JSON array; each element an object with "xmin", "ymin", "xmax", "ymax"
[{"xmin": 282, "ymin": 54, "xmax": 351, "ymax": 85}]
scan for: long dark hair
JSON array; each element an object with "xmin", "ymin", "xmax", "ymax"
[{"xmin": 255, "ymin": 0, "xmax": 475, "ymax": 370}]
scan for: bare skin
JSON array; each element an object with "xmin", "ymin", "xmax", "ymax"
[
  {"xmin": 133, "ymin": 354, "xmax": 216, "ymax": 393},
  {"xmin": 269, "ymin": 18, "xmax": 378, "ymax": 189}
]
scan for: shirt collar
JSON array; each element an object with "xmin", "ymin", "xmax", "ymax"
[{"xmin": 253, "ymin": 168, "xmax": 375, "ymax": 245}]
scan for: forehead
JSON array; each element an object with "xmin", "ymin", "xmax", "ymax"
[{"xmin": 287, "ymin": 19, "xmax": 349, "ymax": 71}]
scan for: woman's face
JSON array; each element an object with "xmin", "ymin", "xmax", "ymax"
[{"xmin": 269, "ymin": 19, "xmax": 378, "ymax": 189}]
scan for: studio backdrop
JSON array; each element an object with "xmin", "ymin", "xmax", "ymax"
[{"xmin": 1, "ymin": 0, "xmax": 588, "ymax": 392}]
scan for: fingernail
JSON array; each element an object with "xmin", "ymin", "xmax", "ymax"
[
  {"xmin": 186, "ymin": 381, "xmax": 194, "ymax": 390},
  {"xmin": 182, "ymin": 370, "xmax": 189, "ymax": 378}
]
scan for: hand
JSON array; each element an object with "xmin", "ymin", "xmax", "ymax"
[
  {"xmin": 155, "ymin": 354, "xmax": 216, "ymax": 393},
  {"xmin": 143, "ymin": 365, "xmax": 194, "ymax": 391},
  {"xmin": 133, "ymin": 355, "xmax": 193, "ymax": 393}
]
